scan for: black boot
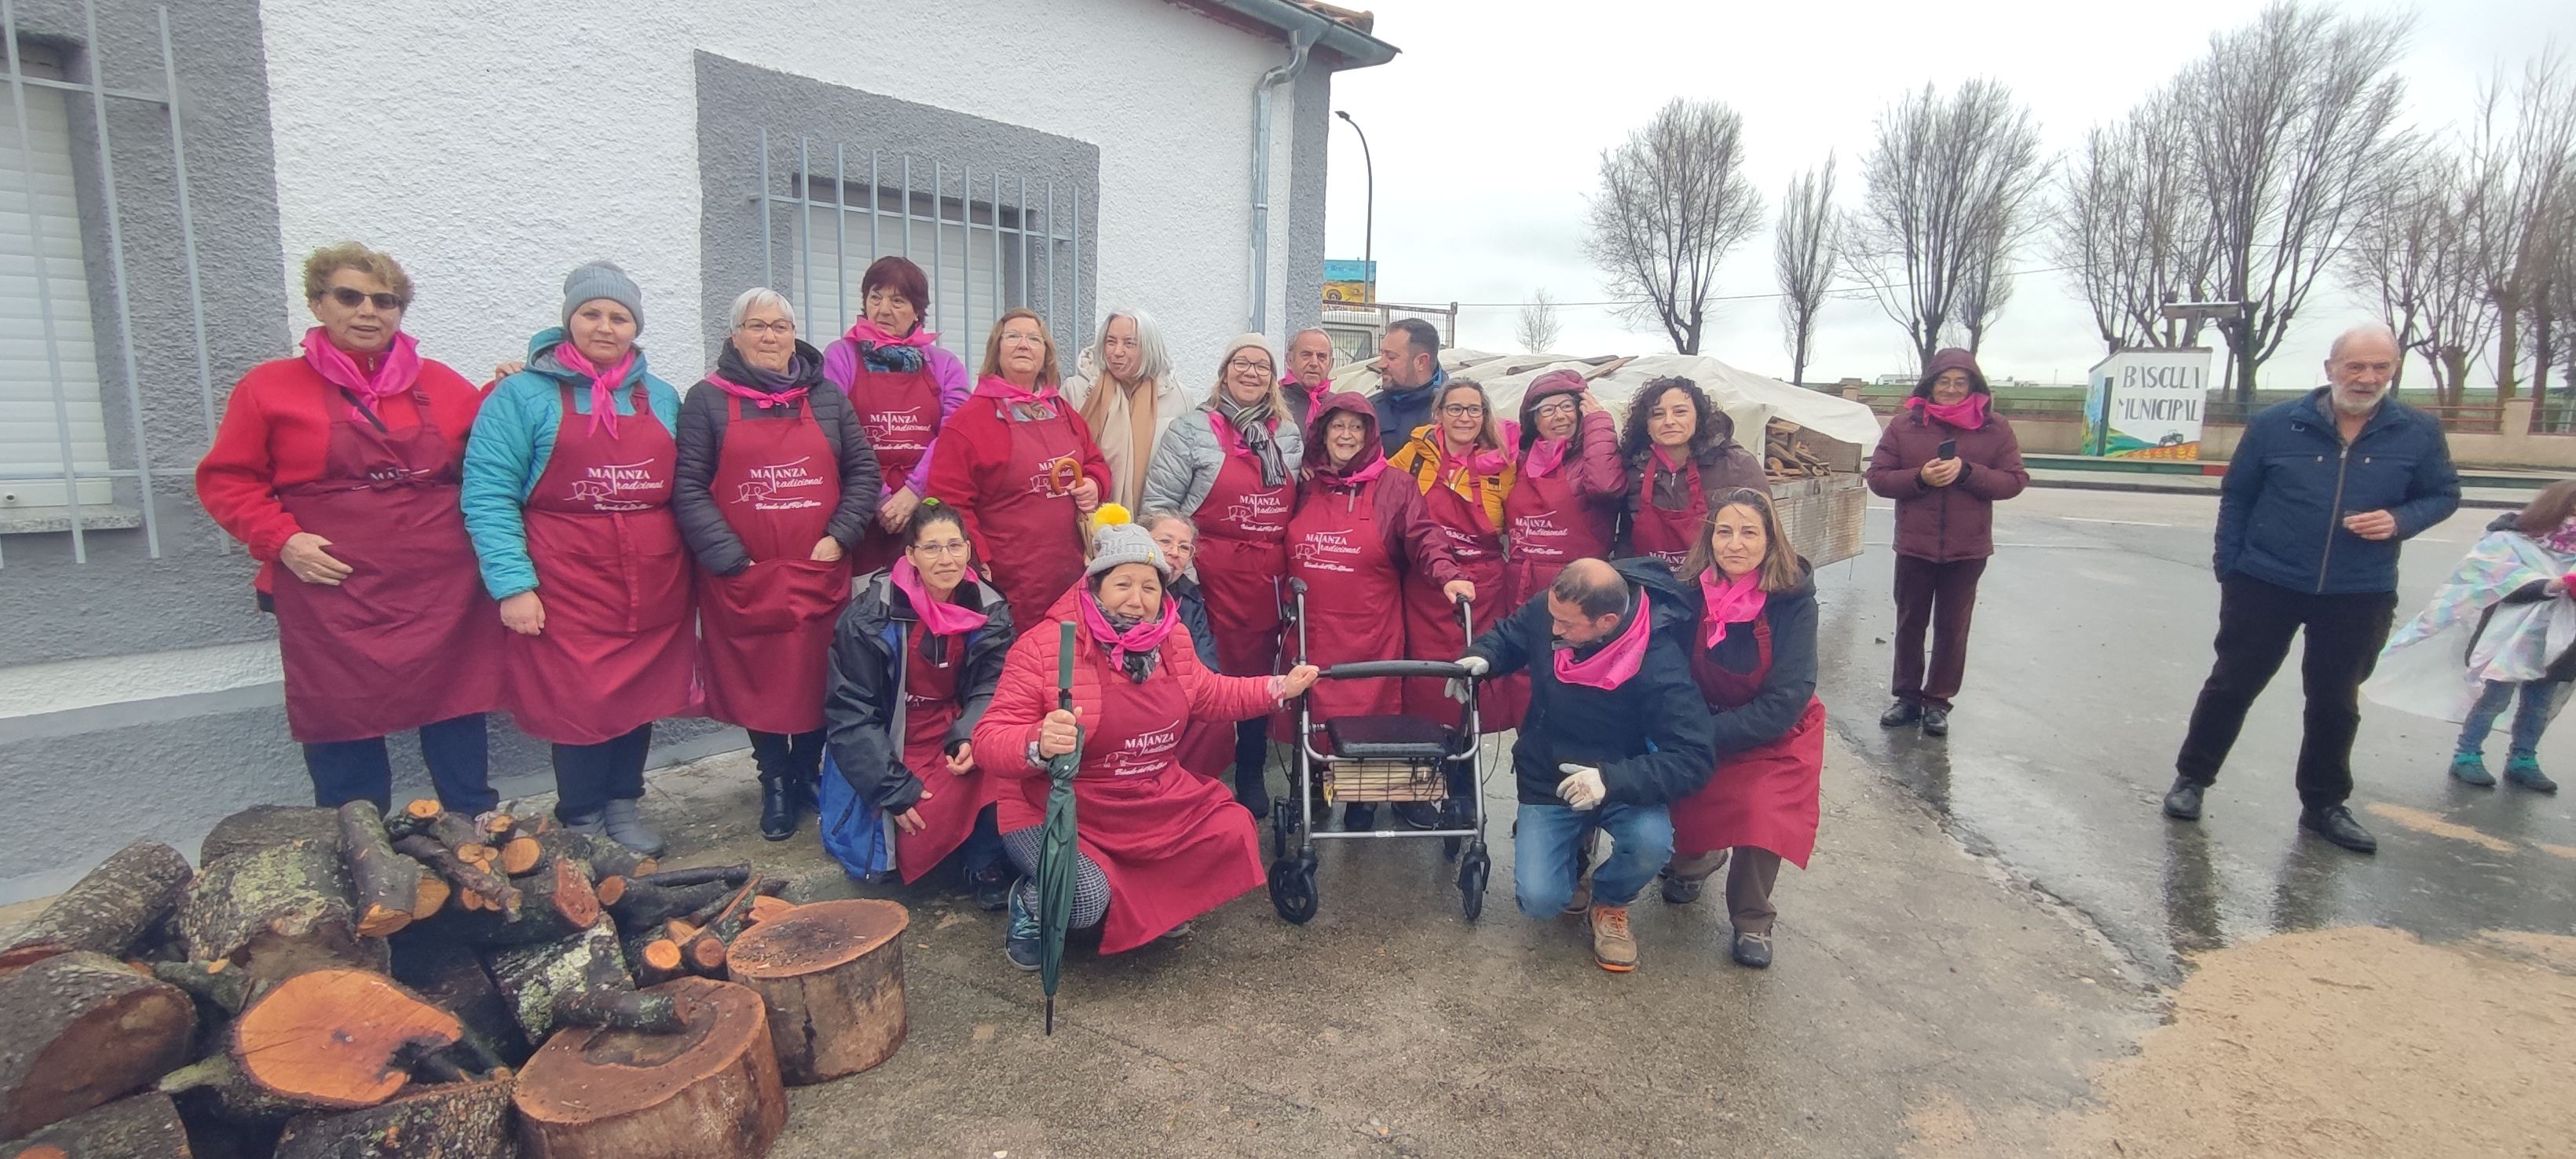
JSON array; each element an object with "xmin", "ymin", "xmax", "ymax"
[
  {"xmin": 758, "ymin": 777, "xmax": 798, "ymax": 842},
  {"xmin": 1879, "ymin": 699, "xmax": 1923, "ymax": 728},
  {"xmin": 2299, "ymin": 804, "xmax": 2377, "ymax": 854}
]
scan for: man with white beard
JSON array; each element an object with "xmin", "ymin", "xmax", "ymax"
[{"xmin": 2164, "ymin": 324, "xmax": 2461, "ymax": 853}]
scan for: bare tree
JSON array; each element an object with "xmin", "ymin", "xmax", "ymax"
[
  {"xmin": 1515, "ymin": 287, "xmax": 1563, "ymax": 353},
  {"xmin": 2344, "ymin": 144, "xmax": 2490, "ymax": 402},
  {"xmin": 1773, "ymin": 155, "xmax": 1840, "ymax": 386},
  {"xmin": 2178, "ymin": 2, "xmax": 2407, "ymax": 399},
  {"xmin": 1584, "ymin": 98, "xmax": 1765, "ymax": 354},
  {"xmin": 2051, "ymin": 90, "xmax": 2219, "ymax": 353},
  {"xmin": 1850, "ymin": 79, "xmax": 2045, "ymax": 369},
  {"xmin": 2467, "ymin": 53, "xmax": 2576, "ymax": 404},
  {"xmin": 1951, "ymin": 214, "xmax": 2020, "ymax": 355}
]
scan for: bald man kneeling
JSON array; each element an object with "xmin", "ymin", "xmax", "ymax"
[{"xmin": 1457, "ymin": 557, "xmax": 1717, "ymax": 972}]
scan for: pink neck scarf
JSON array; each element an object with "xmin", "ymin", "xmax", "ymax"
[
  {"xmin": 302, "ymin": 327, "xmax": 422, "ymax": 421},
  {"xmin": 705, "ymin": 372, "xmax": 808, "ymax": 407},
  {"xmin": 1554, "ymin": 588, "xmax": 1651, "ymax": 690},
  {"xmin": 973, "ymin": 373, "xmax": 1054, "ymax": 405},
  {"xmin": 554, "ymin": 342, "xmax": 638, "ymax": 437},
  {"xmin": 1330, "ymin": 455, "xmax": 1389, "ymax": 486},
  {"xmin": 1700, "ymin": 567, "xmax": 1769, "ymax": 649},
  {"xmin": 1650, "ymin": 442, "xmax": 1692, "ymax": 475},
  {"xmin": 847, "ymin": 316, "xmax": 937, "ymax": 349},
  {"xmin": 1905, "ymin": 392, "xmax": 1990, "ymax": 430},
  {"xmin": 1524, "ymin": 437, "xmax": 1571, "ymax": 479},
  {"xmin": 891, "ymin": 558, "xmax": 989, "ymax": 636},
  {"xmin": 1078, "ymin": 588, "xmax": 1179, "ymax": 667}
]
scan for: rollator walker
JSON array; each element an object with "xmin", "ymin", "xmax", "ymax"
[{"xmin": 1266, "ymin": 578, "xmax": 1491, "ymax": 923}]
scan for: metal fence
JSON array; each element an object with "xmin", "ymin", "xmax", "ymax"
[
  {"xmin": 0, "ymin": 0, "xmax": 210, "ymax": 568},
  {"xmin": 753, "ymin": 129, "xmax": 1085, "ymax": 375}
]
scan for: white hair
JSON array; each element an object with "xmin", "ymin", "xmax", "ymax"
[
  {"xmin": 1289, "ymin": 327, "xmax": 1333, "ymax": 352},
  {"xmin": 730, "ymin": 287, "xmax": 796, "ymax": 331},
  {"xmin": 2327, "ymin": 323, "xmax": 2399, "ymax": 361},
  {"xmin": 1097, "ymin": 306, "xmax": 1173, "ymax": 385}
]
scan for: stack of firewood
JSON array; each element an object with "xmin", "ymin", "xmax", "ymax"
[
  {"xmin": 0, "ymin": 801, "xmax": 912, "ymax": 1159},
  {"xmin": 1765, "ymin": 421, "xmax": 1839, "ymax": 480}
]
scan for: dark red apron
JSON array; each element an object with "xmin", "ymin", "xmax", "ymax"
[
  {"xmin": 1627, "ymin": 457, "xmax": 1704, "ymax": 569},
  {"xmin": 1673, "ymin": 616, "xmax": 1824, "ymax": 866},
  {"xmin": 504, "ymin": 384, "xmax": 696, "ymax": 746},
  {"xmin": 997, "ymin": 643, "xmax": 1265, "ymax": 953},
  {"xmin": 1285, "ymin": 476, "xmax": 1405, "ymax": 726},
  {"xmin": 271, "ymin": 385, "xmax": 503, "ymax": 743},
  {"xmin": 1192, "ymin": 415, "xmax": 1292, "ymax": 677},
  {"xmin": 843, "ymin": 361, "xmax": 939, "ymax": 576},
  {"xmin": 976, "ymin": 398, "xmax": 1090, "ymax": 625},
  {"xmin": 892, "ymin": 622, "xmax": 994, "ymax": 883},
  {"xmin": 1403, "ymin": 468, "xmax": 1506, "ymax": 731},
  {"xmin": 697, "ymin": 395, "xmax": 853, "ymax": 735},
  {"xmin": 1488, "ymin": 463, "xmax": 1618, "ymax": 730}
]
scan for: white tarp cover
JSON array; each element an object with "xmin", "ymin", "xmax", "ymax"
[{"xmin": 1324, "ymin": 349, "xmax": 1881, "ymax": 458}]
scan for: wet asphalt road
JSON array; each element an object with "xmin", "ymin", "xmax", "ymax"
[{"xmin": 1817, "ymin": 488, "xmax": 2576, "ymax": 982}]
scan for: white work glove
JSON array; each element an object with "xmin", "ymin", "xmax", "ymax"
[
  {"xmin": 1445, "ymin": 654, "xmax": 1491, "ymax": 704},
  {"xmin": 1555, "ymin": 762, "xmax": 1606, "ymax": 811}
]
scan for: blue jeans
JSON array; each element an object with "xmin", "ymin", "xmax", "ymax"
[
  {"xmin": 1514, "ymin": 802, "xmax": 1671, "ymax": 916},
  {"xmin": 2457, "ymin": 679, "xmax": 2570, "ymax": 758},
  {"xmin": 303, "ymin": 713, "xmax": 495, "ymax": 814}
]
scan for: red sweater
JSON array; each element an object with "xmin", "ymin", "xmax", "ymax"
[
  {"xmin": 196, "ymin": 353, "xmax": 484, "ymax": 591},
  {"xmin": 921, "ymin": 392, "xmax": 1113, "ymax": 558}
]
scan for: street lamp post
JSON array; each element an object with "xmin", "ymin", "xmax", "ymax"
[{"xmin": 1335, "ymin": 109, "xmax": 1373, "ymax": 300}]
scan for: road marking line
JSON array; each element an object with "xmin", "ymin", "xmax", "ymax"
[{"xmin": 2058, "ymin": 517, "xmax": 2174, "ymax": 527}]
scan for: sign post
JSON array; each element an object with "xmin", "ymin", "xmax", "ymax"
[{"xmin": 2084, "ymin": 348, "xmax": 2212, "ymax": 460}]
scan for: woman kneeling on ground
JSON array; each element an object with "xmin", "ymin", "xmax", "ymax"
[
  {"xmin": 972, "ymin": 507, "xmax": 1319, "ymax": 968},
  {"xmin": 1666, "ymin": 488, "xmax": 1824, "ymax": 971}
]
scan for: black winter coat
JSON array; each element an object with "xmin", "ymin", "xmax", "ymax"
[
  {"xmin": 1466, "ymin": 557, "xmax": 1718, "ymax": 806},
  {"xmin": 674, "ymin": 339, "xmax": 882, "ymax": 576},
  {"xmin": 1170, "ymin": 574, "xmax": 1221, "ymax": 670},
  {"xmin": 821, "ymin": 569, "xmax": 1014, "ymax": 813},
  {"xmin": 1689, "ymin": 559, "xmax": 1820, "ymax": 755}
]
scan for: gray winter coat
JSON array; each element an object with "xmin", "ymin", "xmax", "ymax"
[{"xmin": 1140, "ymin": 404, "xmax": 1305, "ymax": 516}]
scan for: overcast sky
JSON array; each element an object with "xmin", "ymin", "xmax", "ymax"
[{"xmin": 1320, "ymin": 0, "xmax": 2576, "ymax": 389}]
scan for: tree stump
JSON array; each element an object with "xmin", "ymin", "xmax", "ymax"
[
  {"xmin": 179, "ymin": 839, "xmax": 384, "ymax": 985},
  {"xmin": 0, "ymin": 952, "xmax": 195, "ymax": 1137},
  {"xmin": 0, "ymin": 1091, "xmax": 191, "ymax": 1159},
  {"xmin": 273, "ymin": 1076, "xmax": 514, "ymax": 1159},
  {"xmin": 0, "ymin": 841, "xmax": 195, "ymax": 972},
  {"xmin": 513, "ymin": 978, "xmax": 784, "ymax": 1159},
  {"xmin": 200, "ymin": 806, "xmax": 339, "ymax": 865},
  {"xmin": 335, "ymin": 803, "xmax": 422, "ymax": 938},
  {"xmin": 722, "ymin": 899, "xmax": 909, "ymax": 1084},
  {"xmin": 228, "ymin": 970, "xmax": 462, "ymax": 1111}
]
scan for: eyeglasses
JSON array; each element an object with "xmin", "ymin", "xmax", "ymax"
[
  {"xmin": 1153, "ymin": 536, "xmax": 1198, "ymax": 558},
  {"xmin": 909, "ymin": 539, "xmax": 971, "ymax": 558},
  {"xmin": 1226, "ymin": 359, "xmax": 1272, "ymax": 374},
  {"xmin": 738, "ymin": 320, "xmax": 796, "ymax": 336},
  {"xmin": 1440, "ymin": 404, "xmax": 1486, "ymax": 417},
  {"xmin": 323, "ymin": 287, "xmax": 405, "ymax": 311},
  {"xmin": 1534, "ymin": 398, "xmax": 1579, "ymax": 416}
]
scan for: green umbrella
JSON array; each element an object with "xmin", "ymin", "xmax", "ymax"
[{"xmin": 1039, "ymin": 618, "xmax": 1081, "ymax": 1034}]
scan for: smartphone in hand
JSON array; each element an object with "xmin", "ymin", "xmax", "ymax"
[{"xmin": 1937, "ymin": 438, "xmax": 1958, "ymax": 460}]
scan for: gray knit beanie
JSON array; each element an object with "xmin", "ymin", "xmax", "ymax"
[
  {"xmin": 562, "ymin": 261, "xmax": 644, "ymax": 333},
  {"xmin": 1085, "ymin": 508, "xmax": 1172, "ymax": 582}
]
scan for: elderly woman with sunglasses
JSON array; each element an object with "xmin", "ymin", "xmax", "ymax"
[
  {"xmin": 675, "ymin": 288, "xmax": 881, "ymax": 840},
  {"xmin": 198, "ymin": 243, "xmax": 505, "ymax": 817}
]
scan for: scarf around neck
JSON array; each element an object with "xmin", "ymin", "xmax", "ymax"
[
  {"xmin": 1700, "ymin": 567, "xmax": 1769, "ymax": 649},
  {"xmin": 553, "ymin": 342, "xmax": 639, "ymax": 437},
  {"xmin": 891, "ymin": 558, "xmax": 989, "ymax": 636},
  {"xmin": 302, "ymin": 327, "xmax": 423, "ymax": 422},
  {"xmin": 849, "ymin": 316, "xmax": 935, "ymax": 375},
  {"xmin": 1553, "ymin": 587, "xmax": 1651, "ymax": 690},
  {"xmin": 707, "ymin": 341, "xmax": 819, "ymax": 407},
  {"xmin": 1213, "ymin": 398, "xmax": 1287, "ymax": 487},
  {"xmin": 1078, "ymin": 589, "xmax": 1179, "ymax": 682},
  {"xmin": 1905, "ymin": 392, "xmax": 1991, "ymax": 430}
]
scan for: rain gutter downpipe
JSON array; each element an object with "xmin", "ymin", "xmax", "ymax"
[{"xmin": 1248, "ymin": 22, "xmax": 1319, "ymax": 335}]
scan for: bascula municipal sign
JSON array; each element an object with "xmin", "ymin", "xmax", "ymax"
[{"xmin": 2084, "ymin": 349, "xmax": 2212, "ymax": 461}]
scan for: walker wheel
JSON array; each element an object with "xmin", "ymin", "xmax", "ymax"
[
  {"xmin": 1458, "ymin": 843, "xmax": 1490, "ymax": 923},
  {"xmin": 1269, "ymin": 855, "xmax": 1319, "ymax": 925}
]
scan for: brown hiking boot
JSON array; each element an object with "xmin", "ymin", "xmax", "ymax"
[
  {"xmin": 1658, "ymin": 850, "xmax": 1729, "ymax": 905},
  {"xmin": 1588, "ymin": 905, "xmax": 1637, "ymax": 972}
]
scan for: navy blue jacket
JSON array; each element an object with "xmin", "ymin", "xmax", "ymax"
[
  {"xmin": 2216, "ymin": 387, "xmax": 2459, "ymax": 595},
  {"xmin": 1369, "ymin": 365, "xmax": 1446, "ymax": 456}
]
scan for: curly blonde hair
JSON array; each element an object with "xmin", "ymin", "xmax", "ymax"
[{"xmin": 301, "ymin": 242, "xmax": 413, "ymax": 305}]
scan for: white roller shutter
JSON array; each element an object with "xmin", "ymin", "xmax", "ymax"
[
  {"xmin": 800, "ymin": 194, "xmax": 1004, "ymax": 369},
  {"xmin": 0, "ymin": 51, "xmax": 108, "ymax": 514}
]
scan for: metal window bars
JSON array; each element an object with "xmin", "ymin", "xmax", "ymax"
[
  {"xmin": 754, "ymin": 129, "xmax": 1082, "ymax": 377},
  {"xmin": 0, "ymin": 0, "xmax": 210, "ymax": 568}
]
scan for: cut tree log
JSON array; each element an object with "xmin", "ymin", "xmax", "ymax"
[
  {"xmin": 0, "ymin": 952, "xmax": 196, "ymax": 1137},
  {"xmin": 744, "ymin": 897, "xmax": 792, "ymax": 926},
  {"xmin": 335, "ymin": 802, "xmax": 422, "ymax": 939},
  {"xmin": 0, "ymin": 842, "xmax": 194, "ymax": 971},
  {"xmin": 200, "ymin": 806, "xmax": 338, "ymax": 865},
  {"xmin": 723, "ymin": 899, "xmax": 909, "ymax": 1084},
  {"xmin": 675, "ymin": 882, "xmax": 761, "ymax": 980},
  {"xmin": 483, "ymin": 918, "xmax": 635, "ymax": 1043},
  {"xmin": 229, "ymin": 969, "xmax": 462, "ymax": 1110},
  {"xmin": 273, "ymin": 1075, "xmax": 514, "ymax": 1159},
  {"xmin": 593, "ymin": 876, "xmax": 626, "ymax": 907},
  {"xmin": 412, "ymin": 876, "xmax": 452, "ymax": 921},
  {"xmin": 150, "ymin": 960, "xmax": 254, "ymax": 1020},
  {"xmin": 390, "ymin": 938, "xmax": 530, "ymax": 1066},
  {"xmin": 554, "ymin": 991, "xmax": 682, "ymax": 1034},
  {"xmin": 0, "ymin": 1091, "xmax": 191, "ymax": 1159},
  {"xmin": 513, "ymin": 978, "xmax": 785, "ymax": 1159},
  {"xmin": 624, "ymin": 936, "xmax": 683, "ymax": 987},
  {"xmin": 178, "ymin": 839, "xmax": 383, "ymax": 985},
  {"xmin": 419, "ymin": 813, "xmax": 492, "ymax": 863},
  {"xmin": 624, "ymin": 865, "xmax": 750, "ymax": 891},
  {"xmin": 156, "ymin": 1057, "xmax": 298, "ymax": 1126},
  {"xmin": 530, "ymin": 832, "xmax": 651, "ymax": 885},
  {"xmin": 603, "ymin": 879, "xmax": 731, "ymax": 931},
  {"xmin": 430, "ymin": 856, "xmax": 598, "ymax": 949},
  {"xmin": 392, "ymin": 837, "xmax": 518, "ymax": 917}
]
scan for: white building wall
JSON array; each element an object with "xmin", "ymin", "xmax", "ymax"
[{"xmin": 255, "ymin": 0, "xmax": 1304, "ymax": 389}]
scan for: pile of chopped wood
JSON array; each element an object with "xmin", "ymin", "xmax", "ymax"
[
  {"xmin": 0, "ymin": 802, "xmax": 912, "ymax": 1159},
  {"xmin": 1765, "ymin": 421, "xmax": 1841, "ymax": 480}
]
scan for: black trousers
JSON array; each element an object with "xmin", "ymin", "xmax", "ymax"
[
  {"xmin": 1233, "ymin": 718, "xmax": 1271, "ymax": 802},
  {"xmin": 554, "ymin": 723, "xmax": 653, "ymax": 820},
  {"xmin": 2175, "ymin": 574, "xmax": 2398, "ymax": 809},
  {"xmin": 749, "ymin": 729, "xmax": 825, "ymax": 786},
  {"xmin": 304, "ymin": 713, "xmax": 494, "ymax": 814},
  {"xmin": 1891, "ymin": 556, "xmax": 1988, "ymax": 710}
]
